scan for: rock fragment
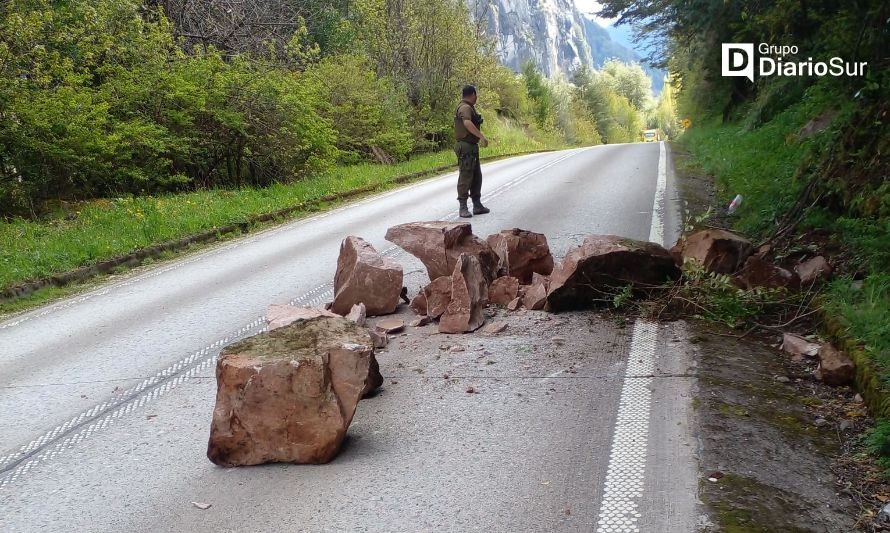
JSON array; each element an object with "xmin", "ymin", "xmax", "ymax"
[
  {"xmin": 266, "ymin": 305, "xmax": 339, "ymax": 331},
  {"xmin": 489, "ymin": 276, "xmax": 520, "ymax": 305},
  {"xmin": 332, "ymin": 236, "xmax": 403, "ymax": 316},
  {"xmin": 814, "ymin": 344, "xmax": 855, "ymax": 386},
  {"xmin": 439, "ymin": 254, "xmax": 489, "ymax": 334},
  {"xmin": 670, "ymin": 229, "xmax": 753, "ymax": 273}
]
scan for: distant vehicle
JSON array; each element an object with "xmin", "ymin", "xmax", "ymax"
[{"xmin": 642, "ymin": 129, "xmax": 658, "ymax": 143}]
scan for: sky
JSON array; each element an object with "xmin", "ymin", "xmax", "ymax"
[{"xmin": 574, "ymin": 0, "xmax": 618, "ymax": 26}]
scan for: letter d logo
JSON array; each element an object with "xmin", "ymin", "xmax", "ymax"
[{"xmin": 722, "ymin": 44, "xmax": 754, "ymax": 82}]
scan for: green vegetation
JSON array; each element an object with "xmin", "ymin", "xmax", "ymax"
[
  {"xmin": 0, "ymin": 0, "xmax": 672, "ymax": 298},
  {"xmin": 599, "ymin": 0, "xmax": 888, "ymax": 468},
  {"xmin": 0, "ymin": 117, "xmax": 545, "ymax": 291}
]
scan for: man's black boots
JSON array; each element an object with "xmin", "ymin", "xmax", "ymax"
[
  {"xmin": 458, "ymin": 199, "xmax": 472, "ymax": 218},
  {"xmin": 472, "ymin": 198, "xmax": 490, "ymax": 215}
]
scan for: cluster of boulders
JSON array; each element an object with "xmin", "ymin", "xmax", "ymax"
[
  {"xmin": 670, "ymin": 228, "xmax": 834, "ymax": 289},
  {"xmin": 206, "ymin": 222, "xmax": 844, "ymax": 467},
  {"xmin": 206, "ymin": 221, "xmax": 689, "ymax": 467},
  {"xmin": 672, "ymin": 227, "xmax": 850, "ymax": 386},
  {"xmin": 387, "ymin": 222, "xmax": 684, "ymax": 329}
]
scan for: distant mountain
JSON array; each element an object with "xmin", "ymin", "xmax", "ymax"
[
  {"xmin": 472, "ymin": 0, "xmax": 593, "ymax": 78},
  {"xmin": 468, "ymin": 0, "xmax": 664, "ymax": 94}
]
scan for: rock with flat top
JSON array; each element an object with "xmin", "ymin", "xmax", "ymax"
[
  {"xmin": 207, "ymin": 317, "xmax": 372, "ymax": 466},
  {"xmin": 547, "ymin": 235, "xmax": 680, "ymax": 312},
  {"xmin": 440, "ymin": 254, "xmax": 489, "ymax": 334},
  {"xmin": 670, "ymin": 229, "xmax": 752, "ymax": 273},
  {"xmin": 385, "ymin": 221, "xmax": 499, "ymax": 282},
  {"xmin": 266, "ymin": 305, "xmax": 339, "ymax": 331},
  {"xmin": 486, "ymin": 228, "xmax": 554, "ymax": 284},
  {"xmin": 375, "ymin": 318, "xmax": 405, "ymax": 334},
  {"xmin": 507, "ymin": 297, "xmax": 522, "ymax": 311},
  {"xmin": 781, "ymin": 333, "xmax": 821, "ymax": 360},
  {"xmin": 332, "ymin": 236, "xmax": 403, "ymax": 316}
]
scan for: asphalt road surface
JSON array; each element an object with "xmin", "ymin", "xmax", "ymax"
[{"xmin": 1, "ymin": 143, "xmax": 701, "ymax": 532}]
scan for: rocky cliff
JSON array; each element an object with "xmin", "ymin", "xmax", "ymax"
[
  {"xmin": 469, "ymin": 0, "xmax": 593, "ymax": 78},
  {"xmin": 469, "ymin": 0, "xmax": 664, "ymax": 93}
]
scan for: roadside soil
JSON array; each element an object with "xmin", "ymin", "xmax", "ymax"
[{"xmin": 673, "ymin": 145, "xmax": 886, "ymax": 532}]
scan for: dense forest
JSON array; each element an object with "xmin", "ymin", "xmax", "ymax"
[{"xmin": 0, "ymin": 0, "xmax": 674, "ymax": 218}]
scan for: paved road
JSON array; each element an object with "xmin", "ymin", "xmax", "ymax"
[{"xmin": 1, "ymin": 143, "xmax": 700, "ymax": 532}]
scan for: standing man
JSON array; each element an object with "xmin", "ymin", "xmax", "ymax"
[{"xmin": 454, "ymin": 85, "xmax": 490, "ymax": 218}]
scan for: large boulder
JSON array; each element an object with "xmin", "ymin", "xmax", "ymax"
[
  {"xmin": 814, "ymin": 344, "xmax": 855, "ymax": 386},
  {"xmin": 489, "ymin": 276, "xmax": 520, "ymax": 305},
  {"xmin": 439, "ymin": 254, "xmax": 489, "ymax": 334},
  {"xmin": 486, "ymin": 228, "xmax": 554, "ymax": 284},
  {"xmin": 385, "ymin": 221, "xmax": 499, "ymax": 282},
  {"xmin": 266, "ymin": 305, "xmax": 339, "ymax": 331},
  {"xmin": 735, "ymin": 256, "xmax": 801, "ymax": 290},
  {"xmin": 670, "ymin": 229, "xmax": 752, "ymax": 273},
  {"xmin": 207, "ymin": 317, "xmax": 373, "ymax": 466},
  {"xmin": 332, "ymin": 236, "xmax": 403, "ymax": 316},
  {"xmin": 547, "ymin": 235, "xmax": 681, "ymax": 312}
]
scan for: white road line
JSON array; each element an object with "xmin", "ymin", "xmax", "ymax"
[
  {"xmin": 648, "ymin": 142, "xmax": 667, "ymax": 246},
  {"xmin": 0, "ymin": 147, "xmax": 588, "ymax": 489},
  {"xmin": 596, "ymin": 143, "xmax": 667, "ymax": 532},
  {"xmin": 595, "ymin": 320, "xmax": 658, "ymax": 532}
]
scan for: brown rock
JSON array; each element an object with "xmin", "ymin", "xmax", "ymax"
[
  {"xmin": 522, "ymin": 273, "xmax": 550, "ymax": 311},
  {"xmin": 266, "ymin": 305, "xmax": 339, "ymax": 331},
  {"xmin": 385, "ymin": 221, "xmax": 499, "ymax": 282},
  {"xmin": 440, "ymin": 254, "xmax": 489, "ymax": 334},
  {"xmin": 795, "ymin": 256, "xmax": 832, "ymax": 285},
  {"xmin": 425, "ymin": 276, "xmax": 453, "ymax": 319},
  {"xmin": 489, "ymin": 276, "xmax": 520, "ymax": 305},
  {"xmin": 486, "ymin": 228, "xmax": 554, "ymax": 283},
  {"xmin": 410, "ymin": 290, "xmax": 428, "ymax": 316},
  {"xmin": 207, "ymin": 317, "xmax": 372, "ymax": 466},
  {"xmin": 507, "ymin": 297, "xmax": 523, "ymax": 311},
  {"xmin": 754, "ymin": 243, "xmax": 772, "ymax": 259},
  {"xmin": 735, "ymin": 256, "xmax": 801, "ymax": 290},
  {"xmin": 368, "ymin": 329, "xmax": 388, "ymax": 349},
  {"xmin": 480, "ymin": 321, "xmax": 508, "ymax": 336},
  {"xmin": 345, "ymin": 303, "xmax": 367, "ymax": 327},
  {"xmin": 332, "ymin": 236, "xmax": 403, "ymax": 316},
  {"xmin": 781, "ymin": 333, "xmax": 821, "ymax": 358},
  {"xmin": 671, "ymin": 229, "xmax": 753, "ymax": 273},
  {"xmin": 410, "ymin": 316, "xmax": 432, "ymax": 327},
  {"xmin": 364, "ymin": 354, "xmax": 384, "ymax": 397},
  {"xmin": 814, "ymin": 344, "xmax": 855, "ymax": 386},
  {"xmin": 546, "ymin": 235, "xmax": 681, "ymax": 311},
  {"xmin": 375, "ymin": 318, "xmax": 405, "ymax": 334}
]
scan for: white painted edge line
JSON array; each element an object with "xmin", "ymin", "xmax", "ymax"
[
  {"xmin": 648, "ymin": 141, "xmax": 667, "ymax": 246},
  {"xmin": 595, "ymin": 320, "xmax": 658, "ymax": 532},
  {"xmin": 596, "ymin": 142, "xmax": 666, "ymax": 532},
  {"xmin": 0, "ymin": 148, "xmax": 588, "ymax": 489}
]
